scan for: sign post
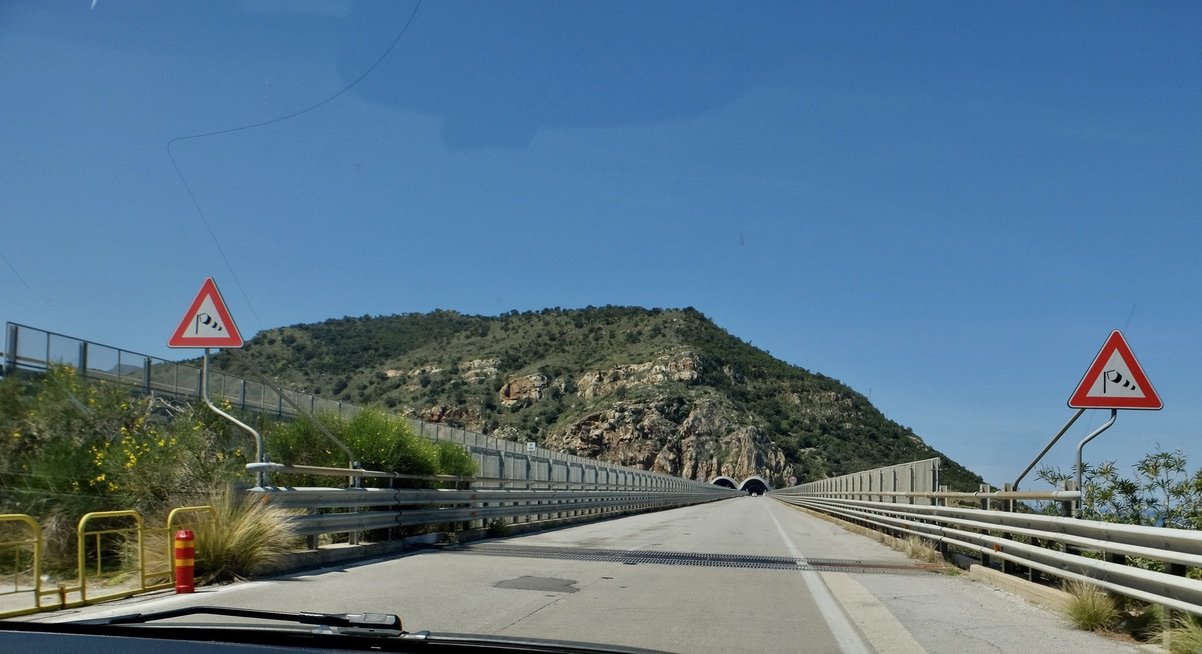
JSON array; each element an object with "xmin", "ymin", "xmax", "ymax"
[
  {"xmin": 168, "ymin": 278, "xmax": 265, "ymax": 484},
  {"xmin": 1067, "ymin": 331, "xmax": 1161, "ymax": 516},
  {"xmin": 1013, "ymin": 330, "xmax": 1162, "ymax": 515}
]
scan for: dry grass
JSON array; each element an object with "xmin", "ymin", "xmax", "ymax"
[
  {"xmin": 1164, "ymin": 615, "xmax": 1202, "ymax": 654},
  {"xmin": 900, "ymin": 535, "xmax": 942, "ymax": 564},
  {"xmin": 193, "ymin": 493, "xmax": 299, "ymax": 584},
  {"xmin": 1062, "ymin": 580, "xmax": 1118, "ymax": 631}
]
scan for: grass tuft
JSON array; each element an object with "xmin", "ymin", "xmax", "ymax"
[
  {"xmin": 1062, "ymin": 580, "xmax": 1118, "ymax": 631},
  {"xmin": 1164, "ymin": 614, "xmax": 1202, "ymax": 654},
  {"xmin": 193, "ymin": 492, "xmax": 299, "ymax": 584},
  {"xmin": 901, "ymin": 535, "xmax": 942, "ymax": 564}
]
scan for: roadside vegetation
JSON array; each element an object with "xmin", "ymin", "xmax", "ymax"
[
  {"xmin": 1036, "ymin": 452, "xmax": 1202, "ymax": 645},
  {"xmin": 0, "ymin": 367, "xmax": 475, "ymax": 580}
]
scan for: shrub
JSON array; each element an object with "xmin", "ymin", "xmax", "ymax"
[
  {"xmin": 264, "ymin": 409, "xmax": 475, "ymax": 485},
  {"xmin": 435, "ymin": 441, "xmax": 475, "ymax": 478},
  {"xmin": 1063, "ymin": 580, "xmax": 1118, "ymax": 631}
]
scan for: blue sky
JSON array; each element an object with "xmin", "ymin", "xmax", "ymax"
[{"xmin": 3, "ymin": 1, "xmax": 1201, "ymax": 487}]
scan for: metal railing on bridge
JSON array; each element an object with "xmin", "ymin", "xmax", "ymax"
[
  {"xmin": 246, "ymin": 463, "xmax": 735, "ymax": 541},
  {"xmin": 772, "ymin": 460, "xmax": 1202, "ymax": 618}
]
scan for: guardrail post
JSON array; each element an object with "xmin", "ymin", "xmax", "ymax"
[
  {"xmin": 978, "ymin": 483, "xmax": 993, "ymax": 568},
  {"xmin": 1059, "ymin": 480, "xmax": 1076, "ymax": 518},
  {"xmin": 1161, "ymin": 563, "xmax": 1188, "ymax": 643},
  {"xmin": 78, "ymin": 341, "xmax": 88, "ymax": 379}
]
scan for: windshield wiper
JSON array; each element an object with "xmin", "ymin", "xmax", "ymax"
[{"xmin": 82, "ymin": 605, "xmax": 408, "ymax": 638}]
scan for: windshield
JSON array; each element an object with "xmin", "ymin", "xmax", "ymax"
[{"xmin": 3, "ymin": 2, "xmax": 1201, "ymax": 653}]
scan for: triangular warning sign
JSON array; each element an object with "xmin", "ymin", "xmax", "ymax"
[
  {"xmin": 168, "ymin": 277, "xmax": 244, "ymax": 348},
  {"xmin": 1068, "ymin": 330, "xmax": 1161, "ymax": 410}
]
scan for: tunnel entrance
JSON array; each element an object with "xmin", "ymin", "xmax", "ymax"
[
  {"xmin": 711, "ymin": 476, "xmax": 738, "ymax": 490},
  {"xmin": 740, "ymin": 477, "xmax": 770, "ymax": 496}
]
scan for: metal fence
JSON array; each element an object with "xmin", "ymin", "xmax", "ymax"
[
  {"xmin": 0, "ymin": 506, "xmax": 213, "ymax": 619},
  {"xmin": 1, "ymin": 322, "xmax": 697, "ymax": 492},
  {"xmin": 4, "ymin": 322, "xmax": 356, "ymax": 420}
]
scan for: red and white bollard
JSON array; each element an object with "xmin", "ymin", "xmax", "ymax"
[{"xmin": 174, "ymin": 529, "xmax": 195, "ymax": 593}]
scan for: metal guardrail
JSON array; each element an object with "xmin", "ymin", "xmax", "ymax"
[
  {"xmin": 772, "ymin": 464, "xmax": 1202, "ymax": 618},
  {"xmin": 251, "ymin": 485, "xmax": 734, "ymax": 537},
  {"xmin": 248, "ymin": 460, "xmax": 740, "ymax": 541}
]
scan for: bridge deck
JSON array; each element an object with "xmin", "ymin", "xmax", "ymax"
[{"xmin": 28, "ymin": 497, "xmax": 1146, "ymax": 653}]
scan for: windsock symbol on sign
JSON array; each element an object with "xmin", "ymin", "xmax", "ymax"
[{"xmin": 1068, "ymin": 331, "xmax": 1162, "ymax": 410}]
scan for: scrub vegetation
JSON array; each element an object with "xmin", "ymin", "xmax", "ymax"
[
  {"xmin": 0, "ymin": 367, "xmax": 475, "ymax": 577},
  {"xmin": 1038, "ymin": 454, "xmax": 1202, "ymax": 643}
]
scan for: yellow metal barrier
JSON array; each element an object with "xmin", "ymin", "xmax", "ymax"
[
  {"xmin": 75, "ymin": 510, "xmax": 144, "ymax": 606},
  {"xmin": 0, "ymin": 514, "xmax": 42, "ymax": 618},
  {"xmin": 0, "ymin": 505, "xmax": 213, "ymax": 618}
]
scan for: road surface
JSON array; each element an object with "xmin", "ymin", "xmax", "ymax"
[{"xmin": 31, "ymin": 497, "xmax": 1149, "ymax": 653}]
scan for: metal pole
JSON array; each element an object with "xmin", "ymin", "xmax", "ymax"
[
  {"xmin": 3, "ymin": 323, "xmax": 16, "ymax": 376},
  {"xmin": 202, "ymin": 350, "xmax": 266, "ymax": 486},
  {"xmin": 1013, "ymin": 407, "xmax": 1086, "ymax": 491},
  {"xmin": 1073, "ymin": 409, "xmax": 1118, "ymax": 517}
]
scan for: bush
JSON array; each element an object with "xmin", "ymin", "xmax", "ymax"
[
  {"xmin": 0, "ymin": 368, "xmax": 248, "ymax": 572},
  {"xmin": 435, "ymin": 441, "xmax": 475, "ymax": 478},
  {"xmin": 264, "ymin": 409, "xmax": 475, "ymax": 485}
]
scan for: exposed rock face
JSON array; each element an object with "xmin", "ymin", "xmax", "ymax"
[
  {"xmin": 551, "ymin": 396, "xmax": 791, "ymax": 484},
  {"xmin": 576, "ymin": 351, "xmax": 702, "ymax": 399},
  {"xmin": 415, "ymin": 404, "xmax": 481, "ymax": 427},
  {"xmin": 459, "ymin": 358, "xmax": 500, "ymax": 384},
  {"xmin": 499, "ymin": 373, "xmax": 549, "ymax": 407}
]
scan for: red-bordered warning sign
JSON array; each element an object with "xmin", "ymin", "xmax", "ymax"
[
  {"xmin": 168, "ymin": 277, "xmax": 244, "ymax": 348},
  {"xmin": 1068, "ymin": 330, "xmax": 1161, "ymax": 410}
]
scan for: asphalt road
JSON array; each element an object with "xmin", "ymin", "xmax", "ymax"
[{"xmin": 32, "ymin": 497, "xmax": 1149, "ymax": 653}]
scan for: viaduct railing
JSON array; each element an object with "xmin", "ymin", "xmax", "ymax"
[
  {"xmin": 246, "ymin": 464, "xmax": 735, "ymax": 543},
  {"xmin": 772, "ymin": 460, "xmax": 1202, "ymax": 618}
]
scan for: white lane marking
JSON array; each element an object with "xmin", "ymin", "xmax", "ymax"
[
  {"xmin": 765, "ymin": 503, "xmax": 872, "ymax": 654},
  {"xmin": 819, "ymin": 572, "xmax": 926, "ymax": 654}
]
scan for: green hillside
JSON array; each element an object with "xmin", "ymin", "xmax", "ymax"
[{"xmin": 210, "ymin": 306, "xmax": 981, "ymax": 490}]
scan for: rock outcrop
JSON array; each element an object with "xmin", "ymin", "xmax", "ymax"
[
  {"xmin": 575, "ymin": 351, "xmax": 701, "ymax": 399},
  {"xmin": 551, "ymin": 395, "xmax": 791, "ymax": 484},
  {"xmin": 498, "ymin": 374, "xmax": 549, "ymax": 407}
]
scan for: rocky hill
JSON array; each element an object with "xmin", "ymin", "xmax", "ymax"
[{"xmin": 210, "ymin": 307, "xmax": 981, "ymax": 489}]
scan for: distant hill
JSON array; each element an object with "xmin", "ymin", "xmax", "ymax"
[{"xmin": 210, "ymin": 307, "xmax": 981, "ymax": 489}]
